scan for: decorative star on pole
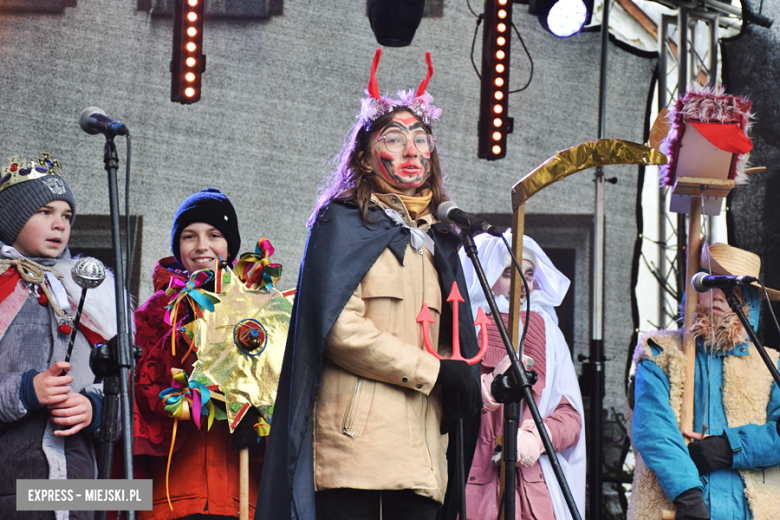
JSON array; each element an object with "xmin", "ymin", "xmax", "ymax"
[{"xmin": 187, "ymin": 266, "xmax": 291, "ymax": 432}]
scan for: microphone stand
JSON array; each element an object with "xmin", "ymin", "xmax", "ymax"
[
  {"xmin": 95, "ymin": 135, "xmax": 136, "ymax": 520},
  {"xmin": 460, "ymin": 232, "xmax": 582, "ymax": 520},
  {"xmin": 722, "ymin": 287, "xmax": 780, "ymax": 438}
]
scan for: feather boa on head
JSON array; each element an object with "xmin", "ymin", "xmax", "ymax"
[{"xmin": 688, "ymin": 303, "xmax": 748, "ymax": 353}]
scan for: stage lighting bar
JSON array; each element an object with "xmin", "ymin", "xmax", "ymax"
[
  {"xmin": 171, "ymin": 0, "xmax": 206, "ymax": 104},
  {"xmin": 478, "ymin": 0, "xmax": 514, "ymax": 161}
]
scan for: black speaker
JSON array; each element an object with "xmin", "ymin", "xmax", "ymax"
[{"xmin": 367, "ymin": 0, "xmax": 426, "ymax": 47}]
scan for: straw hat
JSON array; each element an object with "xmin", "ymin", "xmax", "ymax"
[{"xmin": 700, "ymin": 242, "xmax": 780, "ymax": 300}]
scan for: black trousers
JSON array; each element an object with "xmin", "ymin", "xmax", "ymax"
[{"xmin": 315, "ymin": 488, "xmax": 439, "ymax": 520}]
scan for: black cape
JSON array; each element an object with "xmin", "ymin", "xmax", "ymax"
[{"xmin": 256, "ymin": 200, "xmax": 481, "ymax": 520}]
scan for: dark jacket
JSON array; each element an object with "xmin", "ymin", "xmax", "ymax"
[{"xmin": 256, "ymin": 200, "xmax": 481, "ymax": 520}]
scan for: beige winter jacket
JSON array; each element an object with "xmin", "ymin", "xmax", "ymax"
[{"xmin": 312, "ymin": 194, "xmax": 451, "ymax": 504}]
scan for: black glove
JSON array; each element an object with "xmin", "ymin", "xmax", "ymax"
[
  {"xmin": 688, "ymin": 434, "xmax": 732, "ymax": 475},
  {"xmin": 435, "ymin": 359, "xmax": 482, "ymax": 434},
  {"xmin": 673, "ymin": 488, "xmax": 710, "ymax": 520},
  {"xmin": 231, "ymin": 407, "xmax": 266, "ymax": 459}
]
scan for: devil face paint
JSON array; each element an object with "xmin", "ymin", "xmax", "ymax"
[{"xmin": 366, "ymin": 111, "xmax": 432, "ymax": 195}]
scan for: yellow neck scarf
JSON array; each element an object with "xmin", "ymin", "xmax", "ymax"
[{"xmin": 373, "ymin": 176, "xmax": 433, "ymax": 220}]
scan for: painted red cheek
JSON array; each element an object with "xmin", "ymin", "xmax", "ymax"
[
  {"xmin": 379, "ymin": 151, "xmax": 394, "ymax": 160},
  {"xmin": 374, "ymin": 150, "xmax": 390, "ymax": 177}
]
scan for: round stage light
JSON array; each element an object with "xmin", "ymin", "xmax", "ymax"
[{"xmin": 544, "ymin": 0, "xmax": 588, "ymax": 38}]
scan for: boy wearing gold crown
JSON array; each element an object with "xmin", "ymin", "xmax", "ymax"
[
  {"xmin": 627, "ymin": 243, "xmax": 780, "ymax": 520},
  {"xmin": 0, "ymin": 153, "xmax": 118, "ymax": 519}
]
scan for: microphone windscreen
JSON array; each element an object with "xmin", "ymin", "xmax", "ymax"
[
  {"xmin": 436, "ymin": 200, "xmax": 457, "ymax": 223},
  {"xmin": 79, "ymin": 107, "xmax": 106, "ymax": 134},
  {"xmin": 691, "ymin": 271, "xmax": 708, "ymax": 293}
]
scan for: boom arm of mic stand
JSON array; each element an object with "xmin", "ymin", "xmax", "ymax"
[{"xmin": 460, "ymin": 233, "xmax": 582, "ymax": 520}]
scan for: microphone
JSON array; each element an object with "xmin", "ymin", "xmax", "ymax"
[
  {"xmin": 79, "ymin": 107, "xmax": 128, "ymax": 137},
  {"xmin": 691, "ymin": 272, "xmax": 758, "ymax": 293},
  {"xmin": 436, "ymin": 201, "xmax": 503, "ymax": 237}
]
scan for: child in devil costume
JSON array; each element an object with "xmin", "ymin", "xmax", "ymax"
[
  {"xmin": 459, "ymin": 232, "xmax": 585, "ymax": 520},
  {"xmin": 257, "ymin": 50, "xmax": 482, "ymax": 520},
  {"xmin": 133, "ymin": 188, "xmax": 267, "ymax": 520},
  {"xmin": 0, "ymin": 153, "xmax": 117, "ymax": 520}
]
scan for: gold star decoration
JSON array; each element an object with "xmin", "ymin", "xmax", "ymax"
[{"xmin": 188, "ymin": 266, "xmax": 291, "ymax": 432}]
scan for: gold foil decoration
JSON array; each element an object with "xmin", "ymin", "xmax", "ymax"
[
  {"xmin": 188, "ymin": 266, "xmax": 292, "ymax": 432},
  {"xmin": 511, "ymin": 139, "xmax": 668, "ymax": 208}
]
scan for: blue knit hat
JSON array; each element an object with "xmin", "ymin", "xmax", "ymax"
[{"xmin": 170, "ymin": 188, "xmax": 240, "ymax": 266}]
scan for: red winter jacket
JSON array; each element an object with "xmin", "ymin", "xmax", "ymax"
[{"xmin": 133, "ymin": 257, "xmax": 261, "ymax": 520}]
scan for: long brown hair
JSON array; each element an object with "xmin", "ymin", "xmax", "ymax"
[{"xmin": 308, "ymin": 107, "xmax": 449, "ymax": 226}]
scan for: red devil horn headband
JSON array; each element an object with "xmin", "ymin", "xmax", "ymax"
[
  {"xmin": 358, "ymin": 49, "xmax": 443, "ymax": 127},
  {"xmin": 416, "ymin": 52, "xmax": 433, "ymax": 97},
  {"xmin": 368, "ymin": 48, "xmax": 382, "ymax": 99}
]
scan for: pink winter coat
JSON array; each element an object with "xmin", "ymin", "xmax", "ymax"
[{"xmin": 465, "ymin": 312, "xmax": 581, "ymax": 520}]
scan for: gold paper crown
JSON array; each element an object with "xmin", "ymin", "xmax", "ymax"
[{"xmin": 0, "ymin": 152, "xmax": 64, "ymax": 195}]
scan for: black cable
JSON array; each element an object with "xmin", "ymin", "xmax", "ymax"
[
  {"xmin": 471, "ymin": 14, "xmax": 484, "ymax": 81},
  {"xmin": 466, "ymin": 0, "xmax": 479, "ymax": 18},
  {"xmin": 124, "ymin": 135, "xmax": 132, "ymax": 295},
  {"xmin": 496, "ymin": 486, "xmax": 505, "ymax": 520},
  {"xmin": 122, "ymin": 134, "xmax": 136, "ymax": 476},
  {"xmin": 759, "ymin": 281, "xmax": 780, "ymax": 342},
  {"xmin": 508, "ymin": 21, "xmax": 534, "ymax": 94},
  {"xmin": 501, "ymin": 235, "xmax": 531, "ymax": 358}
]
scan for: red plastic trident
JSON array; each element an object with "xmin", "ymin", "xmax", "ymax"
[{"xmin": 417, "ymin": 281, "xmax": 489, "ymax": 365}]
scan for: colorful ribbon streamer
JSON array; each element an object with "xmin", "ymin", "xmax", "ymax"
[
  {"xmin": 159, "ymin": 369, "xmax": 221, "ymax": 511},
  {"xmin": 234, "ymin": 238, "xmax": 282, "ymax": 290},
  {"xmin": 164, "ymin": 269, "xmax": 220, "ymax": 355},
  {"xmin": 159, "ymin": 369, "xmax": 217, "ymax": 430}
]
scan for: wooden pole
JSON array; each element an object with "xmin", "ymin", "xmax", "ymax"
[
  {"xmin": 508, "ymin": 204, "xmax": 525, "ymax": 349},
  {"xmin": 240, "ymin": 447, "xmax": 249, "ymax": 520},
  {"xmin": 496, "ymin": 203, "xmax": 527, "ymax": 520},
  {"xmin": 681, "ymin": 197, "xmax": 702, "ymax": 436},
  {"xmin": 663, "ymin": 196, "xmax": 702, "ymax": 519}
]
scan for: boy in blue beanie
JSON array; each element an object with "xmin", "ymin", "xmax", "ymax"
[{"xmin": 133, "ymin": 188, "xmax": 265, "ymax": 520}]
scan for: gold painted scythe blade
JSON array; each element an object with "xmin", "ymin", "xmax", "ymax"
[
  {"xmin": 511, "ymin": 139, "xmax": 668, "ymax": 209},
  {"xmin": 496, "ymin": 140, "xmax": 667, "ymax": 520},
  {"xmin": 507, "ymin": 139, "xmax": 667, "ymax": 348}
]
